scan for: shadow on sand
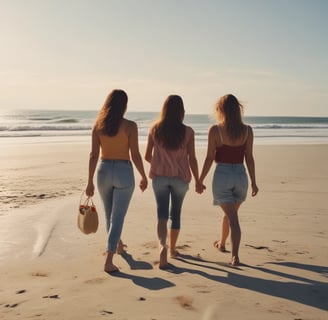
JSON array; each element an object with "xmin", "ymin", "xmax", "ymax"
[
  {"xmin": 107, "ymin": 251, "xmax": 328, "ymax": 310},
  {"xmin": 109, "ymin": 271, "xmax": 175, "ymax": 290},
  {"xmin": 169, "ymin": 254, "xmax": 328, "ymax": 312},
  {"xmin": 121, "ymin": 251, "xmax": 153, "ymax": 270},
  {"xmin": 108, "ymin": 251, "xmax": 175, "ymax": 290}
]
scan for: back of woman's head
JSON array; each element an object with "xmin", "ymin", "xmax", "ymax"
[
  {"xmin": 154, "ymin": 95, "xmax": 186, "ymax": 150},
  {"xmin": 96, "ymin": 89, "xmax": 128, "ymax": 136},
  {"xmin": 160, "ymin": 95, "xmax": 185, "ymax": 124},
  {"xmin": 216, "ymin": 94, "xmax": 244, "ymax": 140}
]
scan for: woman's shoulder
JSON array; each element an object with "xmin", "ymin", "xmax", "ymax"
[
  {"xmin": 208, "ymin": 124, "xmax": 219, "ymax": 134},
  {"xmin": 183, "ymin": 125, "xmax": 194, "ymax": 142},
  {"xmin": 122, "ymin": 118, "xmax": 135, "ymax": 124},
  {"xmin": 246, "ymin": 124, "xmax": 253, "ymax": 131},
  {"xmin": 185, "ymin": 125, "xmax": 194, "ymax": 134},
  {"xmin": 244, "ymin": 124, "xmax": 253, "ymax": 135},
  {"xmin": 123, "ymin": 118, "xmax": 137, "ymax": 129},
  {"xmin": 92, "ymin": 124, "xmax": 101, "ymax": 136},
  {"xmin": 118, "ymin": 119, "xmax": 136, "ymax": 138},
  {"xmin": 148, "ymin": 124, "xmax": 157, "ymax": 136},
  {"xmin": 245, "ymin": 124, "xmax": 253, "ymax": 138}
]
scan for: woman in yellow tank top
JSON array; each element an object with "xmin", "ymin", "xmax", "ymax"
[{"xmin": 86, "ymin": 89, "xmax": 148, "ymax": 273}]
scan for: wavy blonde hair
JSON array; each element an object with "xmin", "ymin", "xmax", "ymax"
[{"xmin": 215, "ymin": 94, "xmax": 245, "ymax": 141}]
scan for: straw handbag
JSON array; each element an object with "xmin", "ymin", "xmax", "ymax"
[{"xmin": 77, "ymin": 193, "xmax": 99, "ymax": 234}]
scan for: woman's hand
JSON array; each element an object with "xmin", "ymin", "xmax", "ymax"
[
  {"xmin": 196, "ymin": 181, "xmax": 206, "ymax": 194},
  {"xmin": 139, "ymin": 177, "xmax": 148, "ymax": 192},
  {"xmin": 86, "ymin": 182, "xmax": 95, "ymax": 197},
  {"xmin": 251, "ymin": 183, "xmax": 259, "ymax": 196}
]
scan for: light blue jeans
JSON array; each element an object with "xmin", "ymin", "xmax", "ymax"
[
  {"xmin": 97, "ymin": 160, "xmax": 135, "ymax": 253},
  {"xmin": 152, "ymin": 176, "xmax": 189, "ymax": 229}
]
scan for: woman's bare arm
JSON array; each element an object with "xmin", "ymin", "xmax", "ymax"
[
  {"xmin": 86, "ymin": 126, "xmax": 100, "ymax": 197},
  {"xmin": 144, "ymin": 132, "xmax": 154, "ymax": 163},
  {"xmin": 199, "ymin": 125, "xmax": 217, "ymax": 187},
  {"xmin": 244, "ymin": 126, "xmax": 259, "ymax": 196},
  {"xmin": 128, "ymin": 121, "xmax": 148, "ymax": 192},
  {"xmin": 187, "ymin": 129, "xmax": 200, "ymax": 185}
]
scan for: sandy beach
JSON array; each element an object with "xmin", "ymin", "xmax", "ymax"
[{"xmin": 0, "ymin": 143, "xmax": 327, "ymax": 319}]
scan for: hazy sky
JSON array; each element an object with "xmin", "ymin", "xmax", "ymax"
[{"xmin": 1, "ymin": 0, "xmax": 327, "ymax": 116}]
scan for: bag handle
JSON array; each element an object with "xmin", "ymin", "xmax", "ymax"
[{"xmin": 80, "ymin": 191, "xmax": 95, "ymax": 207}]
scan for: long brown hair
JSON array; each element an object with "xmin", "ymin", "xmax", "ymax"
[
  {"xmin": 95, "ymin": 89, "xmax": 128, "ymax": 136},
  {"xmin": 216, "ymin": 94, "xmax": 244, "ymax": 141},
  {"xmin": 153, "ymin": 95, "xmax": 186, "ymax": 150}
]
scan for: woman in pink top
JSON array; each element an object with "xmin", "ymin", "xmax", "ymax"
[
  {"xmin": 198, "ymin": 94, "xmax": 259, "ymax": 266},
  {"xmin": 145, "ymin": 95, "xmax": 200, "ymax": 269}
]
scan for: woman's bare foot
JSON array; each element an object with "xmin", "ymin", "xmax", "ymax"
[
  {"xmin": 104, "ymin": 263, "xmax": 119, "ymax": 273},
  {"xmin": 159, "ymin": 245, "xmax": 168, "ymax": 269},
  {"xmin": 170, "ymin": 249, "xmax": 180, "ymax": 259},
  {"xmin": 230, "ymin": 256, "xmax": 240, "ymax": 266},
  {"xmin": 213, "ymin": 240, "xmax": 227, "ymax": 252},
  {"xmin": 104, "ymin": 251, "xmax": 119, "ymax": 273},
  {"xmin": 116, "ymin": 240, "xmax": 127, "ymax": 254}
]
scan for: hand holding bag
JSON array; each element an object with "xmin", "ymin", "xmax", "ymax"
[{"xmin": 77, "ymin": 193, "xmax": 99, "ymax": 234}]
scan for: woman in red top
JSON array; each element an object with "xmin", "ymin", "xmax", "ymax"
[{"xmin": 198, "ymin": 94, "xmax": 259, "ymax": 266}]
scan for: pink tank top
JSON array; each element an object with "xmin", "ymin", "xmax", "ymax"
[{"xmin": 149, "ymin": 126, "xmax": 193, "ymax": 182}]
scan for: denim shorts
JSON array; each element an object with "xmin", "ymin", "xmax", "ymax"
[{"xmin": 212, "ymin": 163, "xmax": 248, "ymax": 205}]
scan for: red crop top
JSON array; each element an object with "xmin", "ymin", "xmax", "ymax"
[{"xmin": 215, "ymin": 126, "xmax": 248, "ymax": 164}]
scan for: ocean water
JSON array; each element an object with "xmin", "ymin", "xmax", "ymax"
[{"xmin": 1, "ymin": 109, "xmax": 328, "ymax": 146}]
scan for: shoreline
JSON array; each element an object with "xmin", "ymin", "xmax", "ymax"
[{"xmin": 1, "ymin": 143, "xmax": 328, "ymax": 212}]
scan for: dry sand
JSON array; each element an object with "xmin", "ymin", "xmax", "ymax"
[{"xmin": 0, "ymin": 143, "xmax": 327, "ymax": 319}]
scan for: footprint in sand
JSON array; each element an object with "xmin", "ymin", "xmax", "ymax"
[
  {"xmin": 5, "ymin": 303, "xmax": 19, "ymax": 308},
  {"xmin": 142, "ymin": 241, "xmax": 158, "ymax": 249},
  {"xmin": 176, "ymin": 244, "xmax": 191, "ymax": 251},
  {"xmin": 142, "ymin": 241, "xmax": 158, "ymax": 256},
  {"xmin": 100, "ymin": 310, "xmax": 113, "ymax": 315},
  {"xmin": 295, "ymin": 250, "xmax": 309, "ymax": 255},
  {"xmin": 31, "ymin": 271, "xmax": 49, "ymax": 277},
  {"xmin": 174, "ymin": 295, "xmax": 194, "ymax": 310},
  {"xmin": 189, "ymin": 284, "xmax": 211, "ymax": 293},
  {"xmin": 16, "ymin": 289, "xmax": 26, "ymax": 294},
  {"xmin": 42, "ymin": 294, "xmax": 60, "ymax": 299},
  {"xmin": 84, "ymin": 277, "xmax": 105, "ymax": 284},
  {"xmin": 245, "ymin": 244, "xmax": 272, "ymax": 252}
]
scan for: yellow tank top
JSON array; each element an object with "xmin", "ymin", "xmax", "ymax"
[{"xmin": 99, "ymin": 126, "xmax": 130, "ymax": 160}]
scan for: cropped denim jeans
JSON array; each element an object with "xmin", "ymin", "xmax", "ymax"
[
  {"xmin": 152, "ymin": 176, "xmax": 189, "ymax": 229},
  {"xmin": 97, "ymin": 160, "xmax": 135, "ymax": 253}
]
